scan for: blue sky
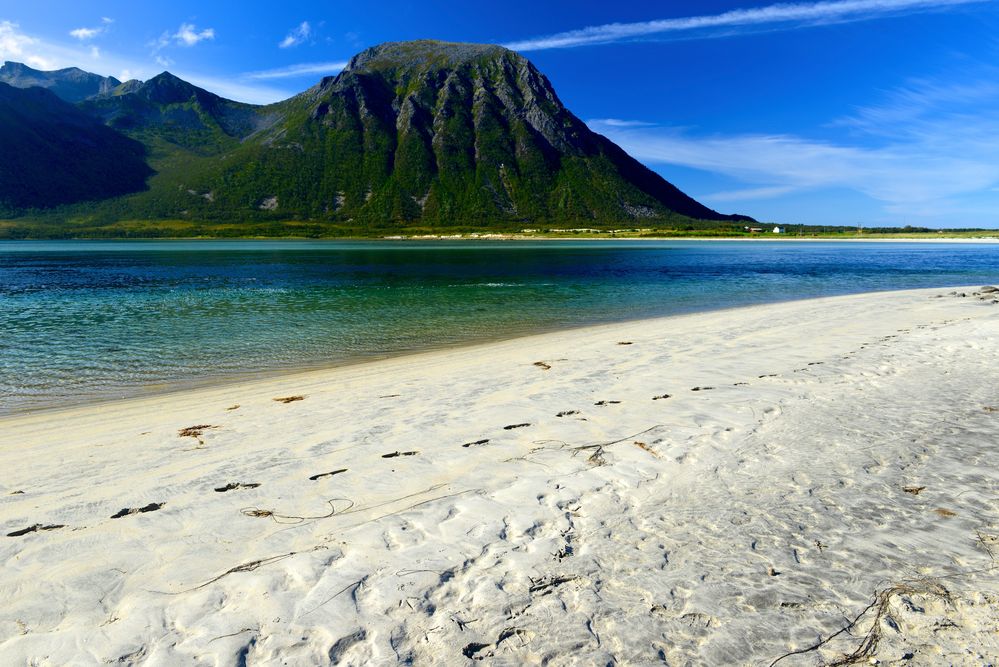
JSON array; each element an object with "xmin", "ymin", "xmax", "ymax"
[{"xmin": 3, "ymin": 1, "xmax": 999, "ymax": 227}]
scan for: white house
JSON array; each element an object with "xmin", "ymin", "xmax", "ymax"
[{"xmin": 772, "ymin": 226, "xmax": 784, "ymax": 234}]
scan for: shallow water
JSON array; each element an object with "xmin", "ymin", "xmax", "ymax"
[{"xmin": 1, "ymin": 239, "xmax": 997, "ymax": 414}]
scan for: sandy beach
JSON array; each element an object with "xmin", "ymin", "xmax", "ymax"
[{"xmin": 2, "ymin": 286, "xmax": 998, "ymax": 665}]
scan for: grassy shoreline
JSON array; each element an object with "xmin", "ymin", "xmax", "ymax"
[
  {"xmin": 2, "ymin": 219, "xmax": 999, "ymax": 241},
  {"xmin": 3, "ymin": 216, "xmax": 998, "ymax": 241}
]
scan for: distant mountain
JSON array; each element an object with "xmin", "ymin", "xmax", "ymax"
[
  {"xmin": 0, "ymin": 61, "xmax": 121, "ymax": 103},
  {"xmin": 0, "ymin": 83, "xmax": 151, "ymax": 211},
  {"xmin": 78, "ymin": 72, "xmax": 274, "ymax": 154},
  {"xmin": 0, "ymin": 41, "xmax": 751, "ymax": 234}
]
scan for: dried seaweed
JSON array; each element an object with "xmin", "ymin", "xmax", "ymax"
[
  {"xmin": 239, "ymin": 498, "xmax": 354, "ymax": 524},
  {"xmin": 768, "ymin": 580, "xmax": 952, "ymax": 667}
]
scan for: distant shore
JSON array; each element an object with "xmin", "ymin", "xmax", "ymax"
[
  {"xmin": 379, "ymin": 233, "xmax": 999, "ymax": 242},
  {"xmin": 2, "ymin": 286, "xmax": 998, "ymax": 663},
  {"xmin": 4, "ymin": 232, "xmax": 999, "ymax": 243}
]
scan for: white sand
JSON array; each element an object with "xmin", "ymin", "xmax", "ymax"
[{"xmin": 2, "ymin": 287, "xmax": 998, "ymax": 665}]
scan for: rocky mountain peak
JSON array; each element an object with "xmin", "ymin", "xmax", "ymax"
[
  {"xmin": 0, "ymin": 61, "xmax": 121, "ymax": 103},
  {"xmin": 343, "ymin": 40, "xmax": 515, "ymax": 75}
]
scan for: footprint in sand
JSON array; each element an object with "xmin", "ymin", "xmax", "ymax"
[
  {"xmin": 503, "ymin": 423, "xmax": 532, "ymax": 430},
  {"xmin": 309, "ymin": 469, "xmax": 348, "ymax": 480},
  {"xmin": 462, "ymin": 439, "xmax": 489, "ymax": 448},
  {"xmin": 110, "ymin": 503, "xmax": 164, "ymax": 519},
  {"xmin": 556, "ymin": 410, "xmax": 579, "ymax": 417},
  {"xmin": 7, "ymin": 523, "xmax": 65, "ymax": 538},
  {"xmin": 381, "ymin": 451, "xmax": 419, "ymax": 458},
  {"xmin": 214, "ymin": 482, "xmax": 261, "ymax": 492},
  {"xmin": 594, "ymin": 400, "xmax": 621, "ymax": 406},
  {"xmin": 273, "ymin": 395, "xmax": 305, "ymax": 404}
]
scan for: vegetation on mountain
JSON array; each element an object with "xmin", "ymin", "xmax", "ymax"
[
  {"xmin": 0, "ymin": 83, "xmax": 151, "ymax": 213},
  {"xmin": 1, "ymin": 41, "xmax": 755, "ymax": 237}
]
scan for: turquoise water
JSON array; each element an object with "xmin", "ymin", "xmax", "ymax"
[{"xmin": 1, "ymin": 239, "xmax": 997, "ymax": 414}]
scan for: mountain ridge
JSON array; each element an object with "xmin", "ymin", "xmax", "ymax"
[
  {"xmin": 0, "ymin": 41, "xmax": 753, "ymax": 235},
  {"xmin": 0, "ymin": 61, "xmax": 121, "ymax": 103},
  {"xmin": 0, "ymin": 82, "xmax": 151, "ymax": 212}
]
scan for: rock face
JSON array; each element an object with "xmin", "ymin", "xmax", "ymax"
[
  {"xmin": 0, "ymin": 83, "xmax": 151, "ymax": 211},
  {"xmin": 204, "ymin": 40, "xmax": 747, "ymax": 224},
  {"xmin": 0, "ymin": 61, "xmax": 121, "ymax": 103}
]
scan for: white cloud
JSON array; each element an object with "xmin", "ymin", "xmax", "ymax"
[
  {"xmin": 69, "ymin": 18, "xmax": 113, "ymax": 41},
  {"xmin": 243, "ymin": 60, "xmax": 348, "ymax": 80},
  {"xmin": 173, "ymin": 23, "xmax": 215, "ymax": 47},
  {"xmin": 505, "ymin": 0, "xmax": 986, "ymax": 51},
  {"xmin": 70, "ymin": 27, "xmax": 101, "ymax": 40},
  {"xmin": 0, "ymin": 21, "xmax": 289, "ymax": 103},
  {"xmin": 279, "ymin": 21, "xmax": 311, "ymax": 49},
  {"xmin": 587, "ymin": 114, "xmax": 999, "ymax": 217},
  {"xmin": 0, "ymin": 20, "xmax": 35, "ymax": 58},
  {"xmin": 150, "ymin": 23, "xmax": 216, "ymax": 54},
  {"xmin": 175, "ymin": 72, "xmax": 294, "ymax": 104},
  {"xmin": 90, "ymin": 46, "xmax": 100, "ymax": 60},
  {"xmin": 588, "ymin": 118, "xmax": 657, "ymax": 128},
  {"xmin": 155, "ymin": 55, "xmax": 174, "ymax": 68},
  {"xmin": 704, "ymin": 186, "xmax": 798, "ymax": 202}
]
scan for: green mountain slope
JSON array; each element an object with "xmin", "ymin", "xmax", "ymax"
[
  {"xmin": 0, "ymin": 83, "xmax": 151, "ymax": 213},
  {"xmin": 168, "ymin": 41, "xmax": 746, "ymax": 225},
  {"xmin": 1, "ymin": 41, "xmax": 751, "ymax": 235},
  {"xmin": 81, "ymin": 72, "xmax": 274, "ymax": 152}
]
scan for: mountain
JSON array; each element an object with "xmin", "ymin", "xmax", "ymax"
[
  {"xmin": 0, "ymin": 83, "xmax": 151, "ymax": 212},
  {"xmin": 1, "ymin": 41, "xmax": 751, "ymax": 235},
  {"xmin": 78, "ymin": 72, "xmax": 275, "ymax": 157},
  {"xmin": 166, "ymin": 40, "xmax": 746, "ymax": 225},
  {"xmin": 0, "ymin": 61, "xmax": 121, "ymax": 103}
]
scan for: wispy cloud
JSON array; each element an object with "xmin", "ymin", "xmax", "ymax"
[
  {"xmin": 505, "ymin": 0, "xmax": 986, "ymax": 51},
  {"xmin": 243, "ymin": 60, "xmax": 348, "ymax": 80},
  {"xmin": 153, "ymin": 23, "xmax": 215, "ymax": 52},
  {"xmin": 69, "ymin": 27, "xmax": 100, "ymax": 40},
  {"xmin": 173, "ymin": 23, "xmax": 215, "ymax": 46},
  {"xmin": 0, "ymin": 20, "xmax": 53, "ymax": 69},
  {"xmin": 279, "ymin": 21, "xmax": 311, "ymax": 49},
  {"xmin": 588, "ymin": 107, "xmax": 999, "ymax": 218},
  {"xmin": 69, "ymin": 17, "xmax": 113, "ymax": 41},
  {"xmin": 704, "ymin": 186, "xmax": 798, "ymax": 202},
  {"xmin": 1, "ymin": 21, "xmax": 291, "ymax": 103},
  {"xmin": 174, "ymin": 72, "xmax": 294, "ymax": 105},
  {"xmin": 588, "ymin": 118, "xmax": 657, "ymax": 128}
]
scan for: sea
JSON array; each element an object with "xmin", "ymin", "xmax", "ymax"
[{"xmin": 2, "ymin": 239, "xmax": 997, "ymax": 414}]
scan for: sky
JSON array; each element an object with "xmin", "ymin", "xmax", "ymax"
[{"xmin": 3, "ymin": 1, "xmax": 999, "ymax": 227}]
